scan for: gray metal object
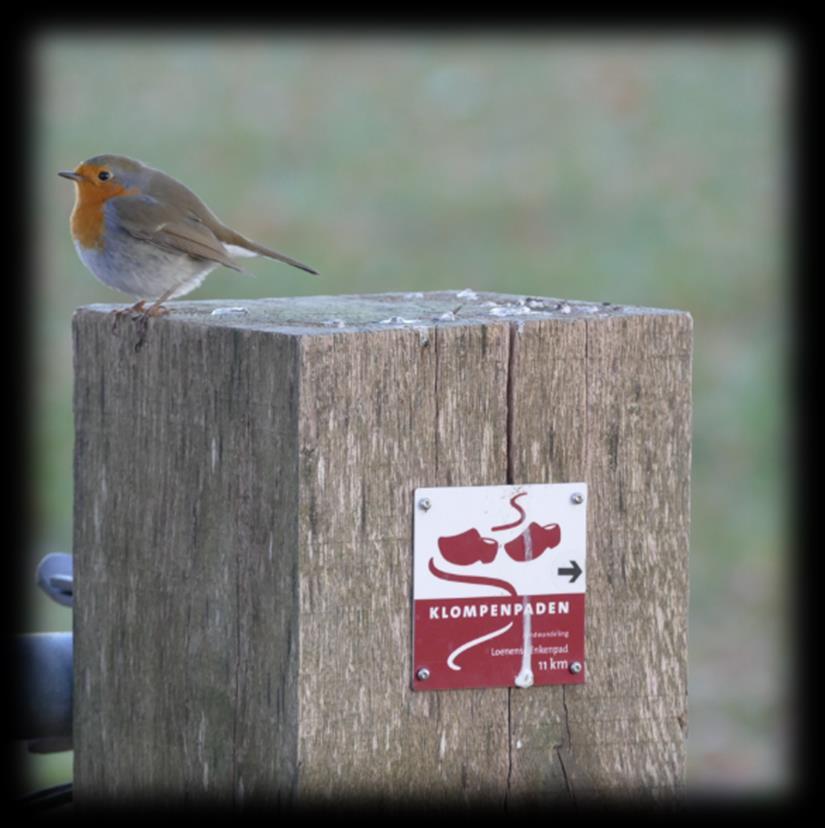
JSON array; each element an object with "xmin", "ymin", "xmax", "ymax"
[
  {"xmin": 36, "ymin": 553, "xmax": 74, "ymax": 607},
  {"xmin": 13, "ymin": 554, "xmax": 75, "ymax": 807},
  {"xmin": 13, "ymin": 632, "xmax": 73, "ymax": 744},
  {"xmin": 13, "ymin": 553, "xmax": 75, "ymax": 752}
]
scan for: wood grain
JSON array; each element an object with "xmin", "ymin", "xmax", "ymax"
[{"xmin": 72, "ymin": 293, "xmax": 691, "ymax": 807}]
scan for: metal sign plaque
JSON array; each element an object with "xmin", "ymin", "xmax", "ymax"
[{"xmin": 412, "ymin": 483, "xmax": 587, "ymax": 691}]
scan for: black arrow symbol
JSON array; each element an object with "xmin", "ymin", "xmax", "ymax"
[{"xmin": 557, "ymin": 560, "xmax": 582, "ymax": 583}]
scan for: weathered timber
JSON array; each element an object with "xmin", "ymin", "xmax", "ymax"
[{"xmin": 72, "ymin": 291, "xmax": 692, "ymax": 807}]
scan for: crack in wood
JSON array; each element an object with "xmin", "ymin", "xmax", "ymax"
[
  {"xmin": 504, "ymin": 689, "xmax": 513, "ymax": 809},
  {"xmin": 505, "ymin": 322, "xmax": 517, "ymax": 486},
  {"xmin": 504, "ymin": 322, "xmax": 517, "ymax": 805}
]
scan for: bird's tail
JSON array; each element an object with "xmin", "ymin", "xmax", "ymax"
[{"xmin": 222, "ymin": 229, "xmax": 318, "ymax": 275}]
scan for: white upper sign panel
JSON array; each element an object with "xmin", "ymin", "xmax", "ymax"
[{"xmin": 414, "ymin": 482, "xmax": 587, "ymax": 600}]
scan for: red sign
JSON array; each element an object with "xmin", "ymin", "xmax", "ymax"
[{"xmin": 413, "ymin": 484, "xmax": 587, "ymax": 691}]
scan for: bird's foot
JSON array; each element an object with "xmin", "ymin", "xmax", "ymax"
[
  {"xmin": 111, "ymin": 300, "xmax": 148, "ymax": 330},
  {"xmin": 144, "ymin": 302, "xmax": 170, "ymax": 318},
  {"xmin": 133, "ymin": 302, "xmax": 171, "ymax": 350},
  {"xmin": 110, "ymin": 300, "xmax": 170, "ymax": 350},
  {"xmin": 111, "ymin": 299, "xmax": 169, "ymax": 321}
]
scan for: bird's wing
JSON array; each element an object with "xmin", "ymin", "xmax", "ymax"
[{"xmin": 108, "ymin": 194, "xmax": 244, "ymax": 272}]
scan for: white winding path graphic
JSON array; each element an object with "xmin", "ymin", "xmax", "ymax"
[{"xmin": 447, "ymin": 622, "xmax": 514, "ymax": 671}]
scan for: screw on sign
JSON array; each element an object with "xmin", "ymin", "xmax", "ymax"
[{"xmin": 412, "ymin": 483, "xmax": 587, "ymax": 691}]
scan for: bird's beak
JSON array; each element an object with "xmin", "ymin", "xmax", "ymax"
[{"xmin": 58, "ymin": 170, "xmax": 84, "ymax": 182}]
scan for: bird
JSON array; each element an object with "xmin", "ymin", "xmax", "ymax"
[{"xmin": 59, "ymin": 154, "xmax": 317, "ymax": 317}]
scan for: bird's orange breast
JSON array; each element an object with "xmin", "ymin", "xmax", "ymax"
[{"xmin": 70, "ymin": 181, "xmax": 139, "ymax": 249}]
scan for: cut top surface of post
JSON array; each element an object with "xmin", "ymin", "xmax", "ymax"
[{"xmin": 75, "ymin": 289, "xmax": 690, "ymax": 337}]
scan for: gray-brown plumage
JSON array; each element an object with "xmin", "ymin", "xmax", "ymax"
[{"xmin": 59, "ymin": 153, "xmax": 317, "ymax": 315}]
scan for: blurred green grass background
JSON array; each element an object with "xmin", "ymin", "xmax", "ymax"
[{"xmin": 28, "ymin": 32, "xmax": 788, "ymax": 797}]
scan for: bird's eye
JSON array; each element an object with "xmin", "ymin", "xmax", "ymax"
[{"xmin": 98, "ymin": 170, "xmax": 111, "ymax": 181}]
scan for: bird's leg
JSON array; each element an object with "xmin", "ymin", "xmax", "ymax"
[
  {"xmin": 130, "ymin": 289, "xmax": 177, "ymax": 350},
  {"xmin": 113, "ymin": 299, "xmax": 147, "ymax": 316},
  {"xmin": 144, "ymin": 302, "xmax": 171, "ymax": 318},
  {"xmin": 111, "ymin": 290, "xmax": 176, "ymax": 343},
  {"xmin": 111, "ymin": 299, "xmax": 147, "ymax": 330},
  {"xmin": 143, "ymin": 287, "xmax": 177, "ymax": 318}
]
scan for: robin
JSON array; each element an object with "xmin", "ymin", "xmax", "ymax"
[{"xmin": 59, "ymin": 154, "xmax": 317, "ymax": 317}]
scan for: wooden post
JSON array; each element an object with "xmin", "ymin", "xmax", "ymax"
[{"xmin": 72, "ymin": 291, "xmax": 692, "ymax": 807}]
